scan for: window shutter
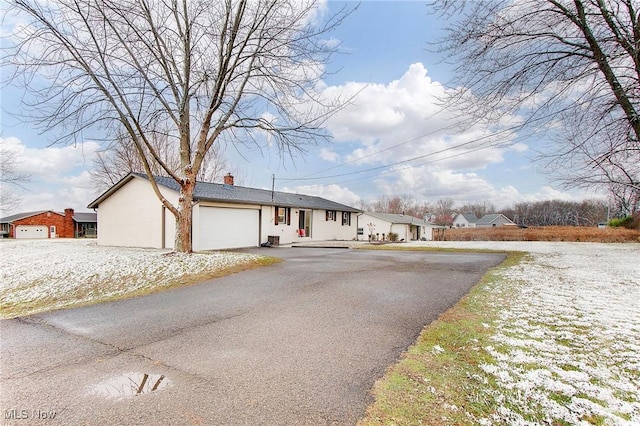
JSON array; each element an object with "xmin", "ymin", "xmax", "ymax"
[{"xmin": 286, "ymin": 208, "xmax": 291, "ymax": 225}]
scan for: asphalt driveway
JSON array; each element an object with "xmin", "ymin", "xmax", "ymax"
[{"xmin": 0, "ymin": 247, "xmax": 504, "ymax": 425}]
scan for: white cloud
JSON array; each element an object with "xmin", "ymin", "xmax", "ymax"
[
  {"xmin": 361, "ymin": 163, "xmax": 596, "ymax": 211},
  {"xmin": 315, "ymin": 63, "xmax": 524, "ymax": 176},
  {"xmin": 319, "ymin": 148, "xmax": 339, "ymax": 162},
  {"xmin": 0, "ymin": 137, "xmax": 101, "ymax": 215},
  {"xmin": 296, "ymin": 62, "xmax": 589, "ymax": 210},
  {"xmin": 2, "ymin": 137, "xmax": 100, "ymax": 179},
  {"xmin": 283, "ymin": 183, "xmax": 361, "ymax": 207}
]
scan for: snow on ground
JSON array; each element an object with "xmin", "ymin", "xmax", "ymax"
[
  {"xmin": 2, "ymin": 239, "xmax": 639, "ymax": 423},
  {"xmin": 402, "ymin": 241, "xmax": 640, "ymax": 425},
  {"xmin": 0, "ymin": 239, "xmax": 261, "ymax": 318}
]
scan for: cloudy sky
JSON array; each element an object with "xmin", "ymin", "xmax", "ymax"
[{"xmin": 0, "ymin": 1, "xmax": 599, "ymax": 216}]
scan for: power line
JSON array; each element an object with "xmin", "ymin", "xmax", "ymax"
[{"xmin": 276, "ymin": 125, "xmax": 520, "ymax": 182}]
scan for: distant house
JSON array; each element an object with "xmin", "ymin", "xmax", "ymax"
[
  {"xmin": 0, "ymin": 209, "xmax": 97, "ymax": 239},
  {"xmin": 476, "ymin": 213, "xmax": 516, "ymax": 228},
  {"xmin": 87, "ymin": 172, "xmax": 361, "ymax": 250},
  {"xmin": 452, "ymin": 213, "xmax": 479, "ymax": 228},
  {"xmin": 357, "ymin": 212, "xmax": 442, "ymax": 241}
]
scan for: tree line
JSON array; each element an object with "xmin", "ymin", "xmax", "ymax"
[
  {"xmin": 364, "ymin": 196, "xmax": 618, "ymax": 227},
  {"xmin": 7, "ymin": 0, "xmax": 638, "ymax": 250}
]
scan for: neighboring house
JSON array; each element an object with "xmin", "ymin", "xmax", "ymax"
[
  {"xmin": 86, "ymin": 172, "xmax": 361, "ymax": 250},
  {"xmin": 452, "ymin": 213, "xmax": 479, "ymax": 228},
  {"xmin": 0, "ymin": 209, "xmax": 98, "ymax": 239},
  {"xmin": 357, "ymin": 212, "xmax": 441, "ymax": 241},
  {"xmin": 476, "ymin": 213, "xmax": 516, "ymax": 227}
]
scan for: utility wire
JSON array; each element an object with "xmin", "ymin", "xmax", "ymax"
[{"xmin": 277, "ymin": 125, "xmax": 521, "ymax": 182}]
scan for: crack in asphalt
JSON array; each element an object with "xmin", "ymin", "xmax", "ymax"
[{"xmin": 3, "ymin": 311, "xmax": 249, "ymax": 386}]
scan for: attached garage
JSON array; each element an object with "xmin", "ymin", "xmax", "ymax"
[
  {"xmin": 196, "ymin": 206, "xmax": 259, "ymax": 251},
  {"xmin": 87, "ymin": 173, "xmax": 362, "ymax": 250},
  {"xmin": 16, "ymin": 225, "xmax": 48, "ymax": 239}
]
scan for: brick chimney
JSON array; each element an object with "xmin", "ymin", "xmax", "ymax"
[
  {"xmin": 64, "ymin": 208, "xmax": 74, "ymax": 238},
  {"xmin": 224, "ymin": 173, "xmax": 234, "ymax": 186}
]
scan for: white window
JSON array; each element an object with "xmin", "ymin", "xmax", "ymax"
[{"xmin": 342, "ymin": 211, "xmax": 351, "ymax": 226}]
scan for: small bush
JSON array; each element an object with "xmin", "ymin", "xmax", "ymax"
[
  {"xmin": 388, "ymin": 232, "xmax": 399, "ymax": 242},
  {"xmin": 608, "ymin": 216, "xmax": 633, "ymax": 228}
]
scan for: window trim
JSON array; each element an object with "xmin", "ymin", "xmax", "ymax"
[
  {"xmin": 275, "ymin": 206, "xmax": 291, "ymax": 225},
  {"xmin": 341, "ymin": 211, "xmax": 351, "ymax": 226}
]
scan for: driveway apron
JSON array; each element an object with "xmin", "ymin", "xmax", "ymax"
[{"xmin": 0, "ymin": 248, "xmax": 504, "ymax": 425}]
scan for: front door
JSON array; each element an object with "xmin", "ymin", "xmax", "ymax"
[
  {"xmin": 298, "ymin": 210, "xmax": 311, "ymax": 238},
  {"xmin": 50, "ymin": 226, "xmax": 56, "ymax": 238}
]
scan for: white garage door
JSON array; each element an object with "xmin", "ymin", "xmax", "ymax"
[
  {"xmin": 198, "ymin": 207, "xmax": 259, "ymax": 250},
  {"xmin": 16, "ymin": 225, "xmax": 48, "ymax": 239}
]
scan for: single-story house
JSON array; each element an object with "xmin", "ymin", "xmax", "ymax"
[
  {"xmin": 87, "ymin": 172, "xmax": 361, "ymax": 250},
  {"xmin": 475, "ymin": 213, "xmax": 516, "ymax": 227},
  {"xmin": 452, "ymin": 213, "xmax": 479, "ymax": 228},
  {"xmin": 357, "ymin": 212, "xmax": 441, "ymax": 241},
  {"xmin": 0, "ymin": 209, "xmax": 98, "ymax": 238}
]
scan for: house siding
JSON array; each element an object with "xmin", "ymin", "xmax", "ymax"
[
  {"xmin": 90, "ymin": 174, "xmax": 361, "ymax": 250},
  {"xmin": 11, "ymin": 210, "xmax": 75, "ymax": 238},
  {"xmin": 358, "ymin": 213, "xmax": 437, "ymax": 241},
  {"xmin": 312, "ymin": 210, "xmax": 357, "ymax": 241},
  {"xmin": 261, "ymin": 207, "xmax": 357, "ymax": 245},
  {"xmin": 96, "ymin": 177, "xmax": 179, "ymax": 249}
]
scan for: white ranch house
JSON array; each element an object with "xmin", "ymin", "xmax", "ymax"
[
  {"xmin": 453, "ymin": 213, "xmax": 516, "ymax": 228},
  {"xmin": 87, "ymin": 173, "xmax": 361, "ymax": 250},
  {"xmin": 452, "ymin": 213, "xmax": 479, "ymax": 228},
  {"xmin": 475, "ymin": 213, "xmax": 516, "ymax": 227},
  {"xmin": 357, "ymin": 212, "xmax": 441, "ymax": 242}
]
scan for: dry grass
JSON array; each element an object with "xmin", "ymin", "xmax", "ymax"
[{"xmin": 445, "ymin": 226, "xmax": 640, "ymax": 243}]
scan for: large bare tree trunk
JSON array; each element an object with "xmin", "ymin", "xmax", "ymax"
[{"xmin": 175, "ymin": 180, "xmax": 195, "ymax": 253}]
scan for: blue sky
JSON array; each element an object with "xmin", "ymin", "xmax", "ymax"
[{"xmin": 0, "ymin": 1, "xmax": 598, "ymax": 216}]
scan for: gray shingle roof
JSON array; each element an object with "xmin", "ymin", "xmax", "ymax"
[
  {"xmin": 365, "ymin": 212, "xmax": 427, "ymax": 225},
  {"xmin": 73, "ymin": 212, "xmax": 97, "ymax": 223},
  {"xmin": 88, "ymin": 173, "xmax": 361, "ymax": 213},
  {"xmin": 458, "ymin": 213, "xmax": 479, "ymax": 223},
  {"xmin": 0, "ymin": 211, "xmax": 49, "ymax": 223},
  {"xmin": 477, "ymin": 213, "xmax": 513, "ymax": 224}
]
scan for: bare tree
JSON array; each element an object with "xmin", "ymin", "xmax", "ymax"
[
  {"xmin": 433, "ymin": 197, "xmax": 454, "ymax": 226},
  {"xmin": 0, "ymin": 142, "xmax": 31, "ymax": 214},
  {"xmin": 501, "ymin": 199, "xmax": 608, "ymax": 226},
  {"xmin": 91, "ymin": 129, "xmax": 228, "ymax": 193},
  {"xmin": 370, "ymin": 195, "xmax": 420, "ymax": 216},
  {"xmin": 5, "ymin": 0, "xmax": 351, "ymax": 251},
  {"xmin": 608, "ymin": 183, "xmax": 639, "ymax": 216},
  {"xmin": 457, "ymin": 201, "xmax": 495, "ymax": 219},
  {"xmin": 429, "ymin": 1, "xmax": 640, "ymax": 198}
]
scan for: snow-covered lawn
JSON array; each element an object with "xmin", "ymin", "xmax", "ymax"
[
  {"xmin": 402, "ymin": 241, "xmax": 640, "ymax": 425},
  {"xmin": 0, "ymin": 239, "xmax": 262, "ymax": 319},
  {"xmin": 2, "ymin": 239, "xmax": 639, "ymax": 423}
]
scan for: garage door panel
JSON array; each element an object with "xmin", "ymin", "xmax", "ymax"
[
  {"xmin": 198, "ymin": 207, "xmax": 258, "ymax": 250},
  {"xmin": 16, "ymin": 225, "xmax": 48, "ymax": 239}
]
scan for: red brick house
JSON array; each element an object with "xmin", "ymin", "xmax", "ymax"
[{"xmin": 0, "ymin": 209, "xmax": 97, "ymax": 239}]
